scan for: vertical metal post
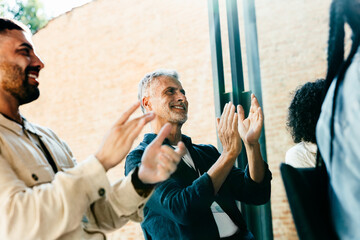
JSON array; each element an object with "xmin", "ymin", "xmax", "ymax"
[
  {"xmin": 226, "ymin": 0, "xmax": 244, "ymax": 106},
  {"xmin": 207, "ymin": 0, "xmax": 230, "ymax": 152},
  {"xmin": 208, "ymin": 0, "xmax": 273, "ymax": 239},
  {"xmin": 241, "ymin": 0, "xmax": 273, "ymax": 239}
]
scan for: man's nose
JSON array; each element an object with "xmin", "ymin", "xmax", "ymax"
[
  {"xmin": 31, "ymin": 53, "xmax": 45, "ymax": 70},
  {"xmin": 176, "ymin": 92, "xmax": 186, "ymax": 101}
]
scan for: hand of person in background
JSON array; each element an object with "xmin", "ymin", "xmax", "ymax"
[
  {"xmin": 95, "ymin": 102, "xmax": 155, "ymax": 171},
  {"xmin": 216, "ymin": 102, "xmax": 242, "ymax": 159},
  {"xmin": 138, "ymin": 123, "xmax": 185, "ymax": 184},
  {"xmin": 237, "ymin": 94, "xmax": 263, "ymax": 146}
]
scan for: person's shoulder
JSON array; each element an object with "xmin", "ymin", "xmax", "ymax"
[
  {"xmin": 302, "ymin": 142, "xmax": 317, "ymax": 154},
  {"xmin": 192, "ymin": 142, "xmax": 220, "ymax": 156},
  {"xmin": 285, "ymin": 142, "xmax": 316, "ymax": 167},
  {"xmin": 129, "ymin": 141, "xmax": 147, "ymax": 156},
  {"xmin": 125, "ymin": 136, "xmax": 151, "ymax": 175},
  {"xmin": 30, "ymin": 122, "xmax": 60, "ymax": 140},
  {"xmin": 193, "ymin": 143, "xmax": 217, "ymax": 150},
  {"xmin": 127, "ymin": 134, "xmax": 154, "ymax": 158},
  {"xmin": 286, "ymin": 143, "xmax": 306, "ymax": 159}
]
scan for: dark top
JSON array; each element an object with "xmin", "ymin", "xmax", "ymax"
[{"xmin": 125, "ymin": 133, "xmax": 272, "ymax": 240}]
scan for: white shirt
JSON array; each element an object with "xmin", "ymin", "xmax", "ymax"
[{"xmin": 285, "ymin": 142, "xmax": 317, "ymax": 168}]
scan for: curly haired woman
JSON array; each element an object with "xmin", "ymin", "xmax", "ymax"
[{"xmin": 285, "ymin": 79, "xmax": 326, "ymax": 168}]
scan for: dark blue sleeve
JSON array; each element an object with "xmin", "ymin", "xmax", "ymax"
[
  {"xmin": 224, "ymin": 163, "xmax": 272, "ymax": 205},
  {"xmin": 203, "ymin": 144, "xmax": 272, "ymax": 205},
  {"xmin": 146, "ymin": 173, "xmax": 216, "ymax": 226},
  {"xmin": 126, "ymin": 143, "xmax": 217, "ymax": 226}
]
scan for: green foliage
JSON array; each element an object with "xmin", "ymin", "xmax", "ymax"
[{"xmin": 1, "ymin": 0, "xmax": 48, "ymax": 33}]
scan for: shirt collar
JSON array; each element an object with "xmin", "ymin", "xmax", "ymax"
[
  {"xmin": 0, "ymin": 113, "xmax": 23, "ymax": 136},
  {"xmin": 0, "ymin": 114, "xmax": 39, "ymax": 136},
  {"xmin": 22, "ymin": 117, "xmax": 39, "ymax": 135}
]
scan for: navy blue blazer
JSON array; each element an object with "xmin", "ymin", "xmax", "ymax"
[{"xmin": 125, "ymin": 134, "xmax": 272, "ymax": 240}]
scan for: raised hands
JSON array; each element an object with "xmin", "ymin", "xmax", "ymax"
[
  {"xmin": 96, "ymin": 102, "xmax": 155, "ymax": 171},
  {"xmin": 237, "ymin": 94, "xmax": 263, "ymax": 146},
  {"xmin": 216, "ymin": 102, "xmax": 242, "ymax": 158},
  {"xmin": 138, "ymin": 123, "xmax": 186, "ymax": 184}
]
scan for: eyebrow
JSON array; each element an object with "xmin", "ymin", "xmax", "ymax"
[
  {"xmin": 163, "ymin": 86, "xmax": 186, "ymax": 94},
  {"xmin": 19, "ymin": 43, "xmax": 33, "ymax": 50},
  {"xmin": 163, "ymin": 87, "xmax": 175, "ymax": 93}
]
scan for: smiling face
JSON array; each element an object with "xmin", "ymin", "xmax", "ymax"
[
  {"xmin": 143, "ymin": 76, "xmax": 188, "ymax": 127},
  {"xmin": 0, "ymin": 29, "xmax": 44, "ymax": 105}
]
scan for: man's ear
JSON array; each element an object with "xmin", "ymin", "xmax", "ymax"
[{"xmin": 142, "ymin": 96, "xmax": 152, "ymax": 111}]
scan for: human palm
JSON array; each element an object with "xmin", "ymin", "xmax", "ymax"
[
  {"xmin": 217, "ymin": 102, "xmax": 242, "ymax": 157},
  {"xmin": 237, "ymin": 94, "xmax": 263, "ymax": 145}
]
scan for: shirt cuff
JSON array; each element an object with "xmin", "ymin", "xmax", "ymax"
[
  {"xmin": 107, "ymin": 168, "xmax": 153, "ymax": 217},
  {"xmin": 131, "ymin": 165, "xmax": 155, "ymax": 197},
  {"xmin": 244, "ymin": 162, "xmax": 272, "ymax": 186}
]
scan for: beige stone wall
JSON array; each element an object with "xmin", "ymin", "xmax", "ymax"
[{"xmin": 21, "ymin": 0, "xmax": 332, "ymax": 239}]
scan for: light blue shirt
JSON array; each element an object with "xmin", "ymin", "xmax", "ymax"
[{"xmin": 316, "ymin": 47, "xmax": 360, "ymax": 240}]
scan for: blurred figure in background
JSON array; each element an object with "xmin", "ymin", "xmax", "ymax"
[
  {"xmin": 316, "ymin": 0, "xmax": 360, "ymax": 238},
  {"xmin": 286, "ymin": 79, "xmax": 326, "ymax": 168}
]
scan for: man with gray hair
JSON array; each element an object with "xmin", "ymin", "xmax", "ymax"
[{"xmin": 125, "ymin": 69, "xmax": 272, "ymax": 240}]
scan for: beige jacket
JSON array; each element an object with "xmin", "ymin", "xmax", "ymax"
[{"xmin": 0, "ymin": 114, "xmax": 150, "ymax": 240}]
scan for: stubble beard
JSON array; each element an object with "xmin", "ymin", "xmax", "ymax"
[
  {"xmin": 0, "ymin": 61, "xmax": 39, "ymax": 105},
  {"xmin": 161, "ymin": 104, "xmax": 188, "ymax": 124}
]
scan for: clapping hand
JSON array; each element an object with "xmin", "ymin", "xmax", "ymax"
[
  {"xmin": 96, "ymin": 102, "xmax": 155, "ymax": 171},
  {"xmin": 216, "ymin": 102, "xmax": 242, "ymax": 158},
  {"xmin": 138, "ymin": 123, "xmax": 186, "ymax": 184},
  {"xmin": 237, "ymin": 94, "xmax": 263, "ymax": 146}
]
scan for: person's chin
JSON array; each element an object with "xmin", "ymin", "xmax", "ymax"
[{"xmin": 19, "ymin": 89, "xmax": 40, "ymax": 105}]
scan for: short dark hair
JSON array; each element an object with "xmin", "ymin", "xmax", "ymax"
[
  {"xmin": 0, "ymin": 18, "xmax": 29, "ymax": 34},
  {"xmin": 287, "ymin": 79, "xmax": 326, "ymax": 144}
]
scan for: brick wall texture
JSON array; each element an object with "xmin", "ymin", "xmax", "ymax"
[{"xmin": 20, "ymin": 0, "xmax": 332, "ymax": 239}]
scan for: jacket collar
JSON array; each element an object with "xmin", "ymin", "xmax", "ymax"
[{"xmin": 143, "ymin": 133, "xmax": 193, "ymax": 147}]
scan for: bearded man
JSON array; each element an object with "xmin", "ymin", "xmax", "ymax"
[{"xmin": 0, "ymin": 18, "xmax": 185, "ymax": 239}]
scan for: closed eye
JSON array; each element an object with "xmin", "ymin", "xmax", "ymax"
[
  {"xmin": 165, "ymin": 88, "xmax": 175, "ymax": 95},
  {"xmin": 18, "ymin": 48, "xmax": 30, "ymax": 57}
]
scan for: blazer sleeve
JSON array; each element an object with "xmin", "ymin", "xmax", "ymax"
[
  {"xmin": 224, "ymin": 163, "xmax": 272, "ymax": 205},
  {"xmin": 126, "ymin": 148, "xmax": 216, "ymax": 226},
  {"xmin": 146, "ymin": 173, "xmax": 216, "ymax": 226},
  {"xmin": 203, "ymin": 143, "xmax": 272, "ymax": 205}
]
